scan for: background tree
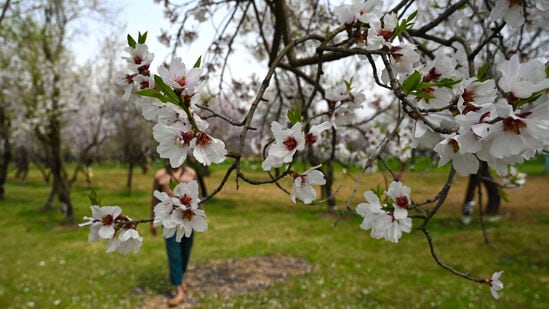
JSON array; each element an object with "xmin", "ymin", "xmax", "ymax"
[{"xmin": 1, "ymin": 0, "xmax": 114, "ymax": 220}]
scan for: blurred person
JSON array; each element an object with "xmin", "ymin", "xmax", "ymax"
[
  {"xmin": 150, "ymin": 164, "xmax": 197, "ymax": 307},
  {"xmin": 461, "ymin": 161, "xmax": 501, "ymax": 224}
]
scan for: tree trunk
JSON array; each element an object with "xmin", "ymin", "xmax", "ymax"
[
  {"xmin": 323, "ymin": 162, "xmax": 337, "ymax": 213},
  {"xmin": 127, "ymin": 162, "xmax": 134, "ymax": 192},
  {"xmin": 44, "ymin": 104, "xmax": 73, "ymax": 221},
  {"xmin": 324, "ymin": 127, "xmax": 337, "ymax": 213},
  {"xmin": 0, "ymin": 105, "xmax": 10, "ymax": 200}
]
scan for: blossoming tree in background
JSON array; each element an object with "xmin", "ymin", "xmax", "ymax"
[{"xmin": 79, "ymin": 0, "xmax": 549, "ymax": 299}]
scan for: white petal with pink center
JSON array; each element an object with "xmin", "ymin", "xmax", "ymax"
[
  {"xmin": 192, "ymin": 131, "xmax": 227, "ymax": 166},
  {"xmin": 291, "ymin": 165, "xmax": 326, "ymax": 204},
  {"xmin": 153, "ymin": 122, "xmax": 194, "ymax": 168},
  {"xmin": 386, "ymin": 181, "xmax": 411, "ymax": 219},
  {"xmin": 489, "ymin": 271, "xmax": 504, "ymax": 299},
  {"xmin": 262, "ymin": 121, "xmax": 305, "ymax": 171},
  {"xmin": 116, "ymin": 228, "xmax": 143, "ymax": 254},
  {"xmin": 79, "ymin": 205, "xmax": 122, "ymax": 241},
  {"xmin": 158, "ymin": 57, "xmax": 203, "ymax": 90}
]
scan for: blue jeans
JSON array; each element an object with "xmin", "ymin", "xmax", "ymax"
[{"xmin": 165, "ymin": 232, "xmax": 194, "ymax": 285}]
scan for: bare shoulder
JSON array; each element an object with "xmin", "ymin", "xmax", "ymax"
[
  {"xmin": 184, "ymin": 167, "xmax": 197, "ymax": 178},
  {"xmin": 155, "ymin": 168, "xmax": 168, "ymax": 180}
]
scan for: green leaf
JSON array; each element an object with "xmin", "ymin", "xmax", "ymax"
[
  {"xmin": 390, "ymin": 21, "xmax": 406, "ymax": 40},
  {"xmin": 407, "ymin": 10, "xmax": 418, "ymax": 23},
  {"xmin": 433, "ymin": 78, "xmax": 462, "ymax": 89},
  {"xmin": 138, "ymin": 31, "xmax": 148, "ymax": 44},
  {"xmin": 88, "ymin": 190, "xmax": 101, "ymax": 206},
  {"xmin": 417, "ymin": 81, "xmax": 432, "ymax": 90},
  {"xmin": 136, "ymin": 88, "xmax": 169, "ymax": 103},
  {"xmin": 477, "ymin": 62, "xmax": 491, "ymax": 81},
  {"xmin": 287, "ymin": 110, "xmax": 296, "ymax": 124},
  {"xmin": 344, "ymin": 78, "xmax": 353, "ymax": 92},
  {"xmin": 545, "ymin": 62, "xmax": 549, "ymax": 78},
  {"xmin": 500, "ymin": 188, "xmax": 510, "ymax": 203},
  {"xmin": 193, "ymin": 56, "xmax": 202, "ymax": 68},
  {"xmin": 127, "ymin": 34, "xmax": 136, "ymax": 48},
  {"xmin": 372, "ymin": 185, "xmax": 384, "ymax": 199},
  {"xmin": 401, "ymin": 71, "xmax": 422, "ymax": 94},
  {"xmin": 153, "ymin": 75, "xmax": 180, "ymax": 104},
  {"xmin": 414, "ymin": 90, "xmax": 436, "ymax": 99},
  {"xmin": 169, "ymin": 178, "xmax": 177, "ymax": 191},
  {"xmin": 287, "ymin": 106, "xmax": 301, "ymax": 125}
]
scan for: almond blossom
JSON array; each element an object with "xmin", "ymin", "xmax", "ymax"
[
  {"xmin": 488, "ymin": 271, "xmax": 504, "ymax": 299},
  {"xmin": 153, "ymin": 190, "xmax": 179, "ymax": 227},
  {"xmin": 386, "ymin": 181, "xmax": 411, "ymax": 220},
  {"xmin": 290, "ymin": 165, "xmax": 326, "ymax": 204},
  {"xmin": 106, "ymin": 228, "xmax": 143, "ymax": 255},
  {"xmin": 434, "ymin": 134, "xmax": 480, "ymax": 176},
  {"xmin": 123, "ymin": 43, "xmax": 154, "ymax": 74},
  {"xmin": 356, "ymin": 182, "xmax": 413, "ymax": 243},
  {"xmin": 153, "ymin": 122, "xmax": 194, "ymax": 168},
  {"xmin": 366, "ymin": 13, "xmax": 397, "ymax": 50},
  {"xmin": 262, "ymin": 121, "xmax": 305, "ymax": 171},
  {"xmin": 490, "ymin": 0, "xmax": 524, "ymax": 28},
  {"xmin": 192, "ymin": 131, "xmax": 227, "ymax": 166},
  {"xmin": 356, "ymin": 191, "xmax": 387, "ymax": 233},
  {"xmin": 498, "ymin": 54, "xmax": 549, "ymax": 99},
  {"xmin": 305, "ymin": 121, "xmax": 331, "ymax": 145},
  {"xmin": 501, "ymin": 166, "xmax": 527, "ymax": 188},
  {"xmin": 79, "ymin": 205, "xmax": 122, "ymax": 242},
  {"xmin": 158, "ymin": 56, "xmax": 203, "ymax": 91},
  {"xmin": 169, "ymin": 181, "xmax": 208, "ymax": 241}
]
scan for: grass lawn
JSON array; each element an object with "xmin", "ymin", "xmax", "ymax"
[{"xmin": 0, "ymin": 159, "xmax": 548, "ymax": 308}]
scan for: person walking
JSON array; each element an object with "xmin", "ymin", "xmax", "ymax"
[{"xmin": 151, "ymin": 164, "xmax": 197, "ymax": 307}]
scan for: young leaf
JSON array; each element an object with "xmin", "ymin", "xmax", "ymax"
[
  {"xmin": 193, "ymin": 56, "xmax": 202, "ymax": 68},
  {"xmin": 138, "ymin": 31, "xmax": 148, "ymax": 44},
  {"xmin": 127, "ymin": 34, "xmax": 136, "ymax": 48},
  {"xmin": 477, "ymin": 62, "xmax": 491, "ymax": 81},
  {"xmin": 287, "ymin": 109, "xmax": 296, "ymax": 124},
  {"xmin": 153, "ymin": 75, "xmax": 180, "ymax": 104},
  {"xmin": 414, "ymin": 90, "xmax": 436, "ymax": 99},
  {"xmin": 500, "ymin": 188, "xmax": 510, "ymax": 203},
  {"xmin": 344, "ymin": 78, "xmax": 353, "ymax": 92},
  {"xmin": 372, "ymin": 185, "xmax": 384, "ymax": 199},
  {"xmin": 401, "ymin": 71, "xmax": 422, "ymax": 94},
  {"xmin": 433, "ymin": 78, "xmax": 462, "ymax": 89},
  {"xmin": 295, "ymin": 105, "xmax": 301, "ymax": 122},
  {"xmin": 287, "ymin": 105, "xmax": 303, "ymax": 125},
  {"xmin": 407, "ymin": 10, "xmax": 418, "ymax": 23},
  {"xmin": 169, "ymin": 178, "xmax": 177, "ymax": 191},
  {"xmin": 137, "ymin": 88, "xmax": 169, "ymax": 103},
  {"xmin": 88, "ymin": 189, "xmax": 101, "ymax": 206}
]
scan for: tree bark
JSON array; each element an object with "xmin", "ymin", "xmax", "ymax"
[
  {"xmin": 127, "ymin": 162, "xmax": 134, "ymax": 192},
  {"xmin": 323, "ymin": 126, "xmax": 337, "ymax": 213},
  {"xmin": 0, "ymin": 105, "xmax": 10, "ymax": 200}
]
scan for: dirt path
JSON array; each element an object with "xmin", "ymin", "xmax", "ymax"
[{"xmin": 141, "ymin": 254, "xmax": 314, "ymax": 308}]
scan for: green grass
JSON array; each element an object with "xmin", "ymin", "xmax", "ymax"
[{"xmin": 0, "ymin": 161, "xmax": 548, "ymax": 308}]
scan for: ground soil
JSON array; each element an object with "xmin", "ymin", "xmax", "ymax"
[{"xmin": 140, "ymin": 253, "xmax": 314, "ymax": 308}]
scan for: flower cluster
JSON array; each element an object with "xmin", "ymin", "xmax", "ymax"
[
  {"xmin": 79, "ymin": 205, "xmax": 143, "ymax": 254},
  {"xmin": 153, "ymin": 181, "xmax": 207, "ymax": 241},
  {"xmin": 118, "ymin": 33, "xmax": 227, "ymax": 168},
  {"xmin": 501, "ymin": 166, "xmax": 527, "ymax": 189},
  {"xmin": 325, "ymin": 82, "xmax": 366, "ymax": 129},
  {"xmin": 262, "ymin": 120, "xmax": 330, "ymax": 204},
  {"xmin": 356, "ymin": 181, "xmax": 412, "ymax": 243},
  {"xmin": 334, "ymin": 2, "xmax": 549, "ymax": 178}
]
